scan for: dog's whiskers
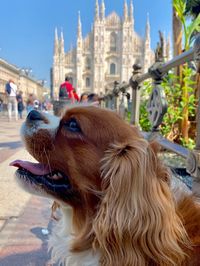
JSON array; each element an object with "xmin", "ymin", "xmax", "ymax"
[{"xmin": 43, "ymin": 147, "xmax": 51, "ymax": 172}]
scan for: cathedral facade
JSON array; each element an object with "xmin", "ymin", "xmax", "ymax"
[{"xmin": 52, "ymin": 0, "xmax": 155, "ymax": 99}]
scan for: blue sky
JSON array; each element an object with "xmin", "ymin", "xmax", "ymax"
[{"xmin": 0, "ymin": 0, "xmax": 172, "ymax": 86}]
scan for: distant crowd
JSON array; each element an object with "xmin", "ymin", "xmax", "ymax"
[
  {"xmin": 59, "ymin": 76, "xmax": 100, "ymax": 106},
  {"xmin": 1, "ymin": 79, "xmax": 52, "ymax": 121},
  {"xmin": 1, "ymin": 77, "xmax": 101, "ymax": 121}
]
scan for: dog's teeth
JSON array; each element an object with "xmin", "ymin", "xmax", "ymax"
[
  {"xmin": 52, "ymin": 174, "xmax": 62, "ymax": 180},
  {"xmin": 57, "ymin": 172, "xmax": 62, "ymax": 178},
  {"xmin": 45, "ymin": 172, "xmax": 63, "ymax": 180}
]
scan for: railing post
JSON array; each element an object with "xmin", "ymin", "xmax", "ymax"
[
  {"xmin": 130, "ymin": 64, "xmax": 142, "ymax": 125},
  {"xmin": 114, "ymin": 95, "xmax": 118, "ymax": 111},
  {"xmin": 113, "ymin": 81, "xmax": 119, "ymax": 111},
  {"xmin": 107, "ymin": 94, "xmax": 113, "ymax": 110},
  {"xmin": 119, "ymin": 93, "xmax": 126, "ymax": 119},
  {"xmin": 146, "ymin": 62, "xmax": 168, "ymax": 135}
]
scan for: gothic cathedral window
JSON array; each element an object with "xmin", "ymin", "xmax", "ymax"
[
  {"xmin": 110, "ymin": 63, "xmax": 116, "ymax": 75},
  {"xmin": 85, "ymin": 57, "xmax": 91, "ymax": 70},
  {"xmin": 86, "ymin": 77, "xmax": 90, "ymax": 87},
  {"xmin": 110, "ymin": 32, "xmax": 117, "ymax": 52}
]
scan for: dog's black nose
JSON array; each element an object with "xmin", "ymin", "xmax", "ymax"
[{"xmin": 27, "ymin": 110, "xmax": 43, "ymax": 121}]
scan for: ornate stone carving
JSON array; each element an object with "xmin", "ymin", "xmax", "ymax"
[{"xmin": 52, "ymin": 2, "xmax": 154, "ymax": 95}]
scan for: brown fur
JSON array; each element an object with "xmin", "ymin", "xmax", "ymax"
[{"xmin": 23, "ymin": 106, "xmax": 200, "ymax": 265}]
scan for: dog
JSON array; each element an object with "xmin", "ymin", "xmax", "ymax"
[{"xmin": 10, "ymin": 106, "xmax": 200, "ymax": 266}]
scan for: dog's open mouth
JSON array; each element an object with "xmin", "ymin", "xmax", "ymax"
[{"xmin": 10, "ymin": 160, "xmax": 71, "ymax": 195}]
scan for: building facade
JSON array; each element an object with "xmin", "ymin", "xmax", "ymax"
[
  {"xmin": 52, "ymin": 0, "xmax": 155, "ymax": 99},
  {"xmin": 0, "ymin": 58, "xmax": 49, "ymax": 105}
]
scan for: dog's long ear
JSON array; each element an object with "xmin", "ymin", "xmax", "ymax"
[{"xmin": 93, "ymin": 138, "xmax": 189, "ymax": 266}]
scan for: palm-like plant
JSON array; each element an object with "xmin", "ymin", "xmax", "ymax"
[
  {"xmin": 172, "ymin": 0, "xmax": 200, "ymax": 143},
  {"xmin": 173, "ymin": 0, "xmax": 200, "ymax": 50}
]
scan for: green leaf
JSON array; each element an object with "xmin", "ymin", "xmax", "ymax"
[{"xmin": 186, "ymin": 13, "xmax": 200, "ymax": 48}]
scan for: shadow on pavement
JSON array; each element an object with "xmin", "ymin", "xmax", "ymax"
[
  {"xmin": 0, "ymin": 225, "xmax": 53, "ymax": 266},
  {"xmin": 0, "ymin": 249, "xmax": 51, "ymax": 266},
  {"xmin": 0, "ymin": 141, "xmax": 23, "ymax": 149}
]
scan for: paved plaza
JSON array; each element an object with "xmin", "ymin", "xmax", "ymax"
[{"xmin": 0, "ymin": 113, "xmax": 55, "ymax": 265}]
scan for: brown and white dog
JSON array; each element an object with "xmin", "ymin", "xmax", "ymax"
[{"xmin": 11, "ymin": 106, "xmax": 200, "ymax": 266}]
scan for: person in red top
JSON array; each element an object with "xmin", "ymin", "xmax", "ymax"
[
  {"xmin": 59, "ymin": 76, "xmax": 74, "ymax": 103},
  {"xmin": 73, "ymin": 88, "xmax": 80, "ymax": 102}
]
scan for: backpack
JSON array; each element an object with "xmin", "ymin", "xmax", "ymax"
[
  {"xmin": 5, "ymin": 82, "xmax": 11, "ymax": 95},
  {"xmin": 59, "ymin": 84, "xmax": 69, "ymax": 99}
]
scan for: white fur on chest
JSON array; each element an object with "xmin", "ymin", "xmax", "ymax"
[{"xmin": 48, "ymin": 206, "xmax": 99, "ymax": 266}]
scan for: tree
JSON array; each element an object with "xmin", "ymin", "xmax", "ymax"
[
  {"xmin": 185, "ymin": 0, "xmax": 200, "ymax": 101},
  {"xmin": 173, "ymin": 0, "xmax": 200, "ymax": 143},
  {"xmin": 173, "ymin": 6, "xmax": 183, "ymax": 78}
]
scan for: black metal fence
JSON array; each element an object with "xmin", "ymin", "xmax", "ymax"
[{"xmin": 103, "ymin": 35, "xmax": 200, "ymax": 196}]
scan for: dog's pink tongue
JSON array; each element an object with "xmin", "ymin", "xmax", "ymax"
[{"xmin": 10, "ymin": 160, "xmax": 50, "ymax": 175}]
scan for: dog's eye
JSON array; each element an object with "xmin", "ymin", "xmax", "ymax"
[{"xmin": 64, "ymin": 118, "xmax": 81, "ymax": 133}]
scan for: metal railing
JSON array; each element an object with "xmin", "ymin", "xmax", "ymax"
[{"xmin": 103, "ymin": 35, "xmax": 200, "ymax": 195}]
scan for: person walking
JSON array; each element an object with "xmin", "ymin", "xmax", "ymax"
[
  {"xmin": 16, "ymin": 91, "xmax": 24, "ymax": 119},
  {"xmin": 59, "ymin": 76, "xmax": 74, "ymax": 103},
  {"xmin": 88, "ymin": 93, "xmax": 100, "ymax": 106},
  {"xmin": 0, "ymin": 97, "xmax": 3, "ymax": 113},
  {"xmin": 73, "ymin": 88, "xmax": 80, "ymax": 102},
  {"xmin": 80, "ymin": 93, "xmax": 88, "ymax": 103},
  {"xmin": 5, "ymin": 79, "xmax": 18, "ymax": 121},
  {"xmin": 26, "ymin": 93, "xmax": 35, "ymax": 114}
]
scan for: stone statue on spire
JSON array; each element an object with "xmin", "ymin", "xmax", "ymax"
[
  {"xmin": 145, "ymin": 13, "xmax": 150, "ymax": 43},
  {"xmin": 60, "ymin": 29, "xmax": 65, "ymax": 55},
  {"xmin": 155, "ymin": 31, "xmax": 165, "ymax": 62},
  {"xmin": 123, "ymin": 0, "xmax": 128, "ymax": 22},
  {"xmin": 95, "ymin": 0, "xmax": 99, "ymax": 21},
  {"xmin": 130, "ymin": 0, "xmax": 134, "ymax": 27},
  {"xmin": 54, "ymin": 27, "xmax": 59, "ymax": 54},
  {"xmin": 100, "ymin": 0, "xmax": 105, "ymax": 20},
  {"xmin": 77, "ymin": 11, "xmax": 82, "ymax": 39},
  {"xmin": 143, "ymin": 13, "xmax": 152, "ymax": 72}
]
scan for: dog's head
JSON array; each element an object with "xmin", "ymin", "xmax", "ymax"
[
  {"xmin": 12, "ymin": 107, "xmax": 140, "ymax": 206},
  {"xmin": 11, "ymin": 107, "xmax": 189, "ymax": 265}
]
